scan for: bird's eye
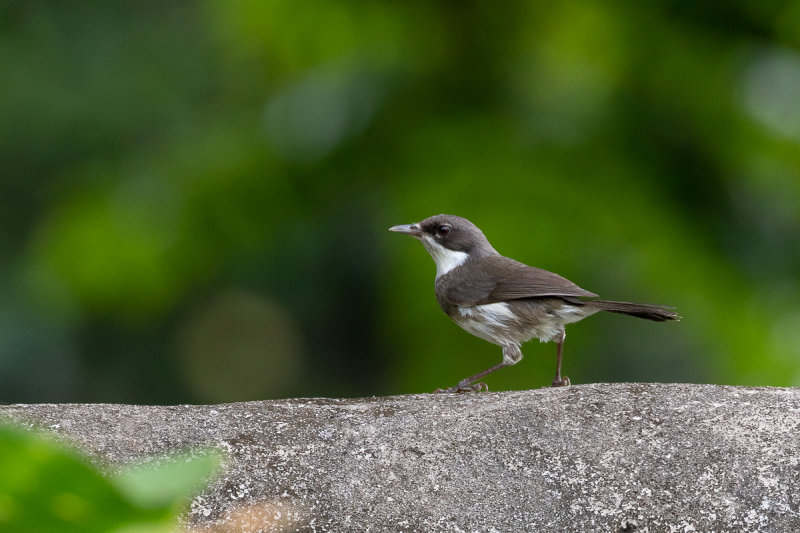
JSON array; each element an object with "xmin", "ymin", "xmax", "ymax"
[{"xmin": 437, "ymin": 225, "xmax": 451, "ymax": 236}]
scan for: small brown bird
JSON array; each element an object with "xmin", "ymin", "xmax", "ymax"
[{"xmin": 390, "ymin": 214, "xmax": 679, "ymax": 392}]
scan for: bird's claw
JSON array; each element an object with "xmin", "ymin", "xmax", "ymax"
[
  {"xmin": 434, "ymin": 382, "xmax": 489, "ymax": 393},
  {"xmin": 550, "ymin": 375, "xmax": 571, "ymax": 387}
]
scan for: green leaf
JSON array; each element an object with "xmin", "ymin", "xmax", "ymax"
[
  {"xmin": 0, "ymin": 425, "xmax": 220, "ymax": 533},
  {"xmin": 111, "ymin": 449, "xmax": 221, "ymax": 510}
]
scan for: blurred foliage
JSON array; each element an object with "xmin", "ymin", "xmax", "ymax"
[
  {"xmin": 0, "ymin": 424, "xmax": 219, "ymax": 532},
  {"xmin": 1, "ymin": 0, "xmax": 800, "ymax": 403}
]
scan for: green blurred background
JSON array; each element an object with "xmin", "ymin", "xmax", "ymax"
[{"xmin": 2, "ymin": 1, "xmax": 799, "ymax": 405}]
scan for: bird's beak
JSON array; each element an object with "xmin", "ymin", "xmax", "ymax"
[{"xmin": 388, "ymin": 223, "xmax": 423, "ymax": 237}]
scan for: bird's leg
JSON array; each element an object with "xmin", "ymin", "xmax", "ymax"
[
  {"xmin": 435, "ymin": 361, "xmax": 509, "ymax": 393},
  {"xmin": 551, "ymin": 330, "xmax": 570, "ymax": 387},
  {"xmin": 435, "ymin": 345, "xmax": 522, "ymax": 393}
]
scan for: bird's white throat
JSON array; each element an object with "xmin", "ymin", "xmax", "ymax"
[{"xmin": 420, "ymin": 234, "xmax": 469, "ymax": 279}]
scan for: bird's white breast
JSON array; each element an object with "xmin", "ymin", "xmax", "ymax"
[{"xmin": 420, "ymin": 235, "xmax": 469, "ymax": 279}]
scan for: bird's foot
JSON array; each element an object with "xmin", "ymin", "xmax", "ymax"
[
  {"xmin": 550, "ymin": 375, "xmax": 571, "ymax": 387},
  {"xmin": 434, "ymin": 381, "xmax": 489, "ymax": 393}
]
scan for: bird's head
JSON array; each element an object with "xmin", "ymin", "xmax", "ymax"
[{"xmin": 389, "ymin": 214, "xmax": 497, "ymax": 278}]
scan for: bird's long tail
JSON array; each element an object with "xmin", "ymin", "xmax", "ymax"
[{"xmin": 585, "ymin": 300, "xmax": 680, "ymax": 322}]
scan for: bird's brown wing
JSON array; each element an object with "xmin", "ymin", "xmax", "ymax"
[{"xmin": 438, "ymin": 255, "xmax": 597, "ymax": 307}]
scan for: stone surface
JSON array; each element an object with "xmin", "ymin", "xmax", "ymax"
[{"xmin": 2, "ymin": 383, "xmax": 800, "ymax": 532}]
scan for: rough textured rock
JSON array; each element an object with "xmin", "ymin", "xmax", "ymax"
[{"xmin": 2, "ymin": 383, "xmax": 799, "ymax": 532}]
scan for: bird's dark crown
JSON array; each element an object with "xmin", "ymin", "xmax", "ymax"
[{"xmin": 416, "ymin": 214, "xmax": 496, "ymax": 255}]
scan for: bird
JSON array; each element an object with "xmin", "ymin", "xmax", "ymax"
[{"xmin": 389, "ymin": 214, "xmax": 679, "ymax": 393}]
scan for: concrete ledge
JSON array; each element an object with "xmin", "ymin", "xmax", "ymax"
[{"xmin": 2, "ymin": 383, "xmax": 799, "ymax": 531}]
